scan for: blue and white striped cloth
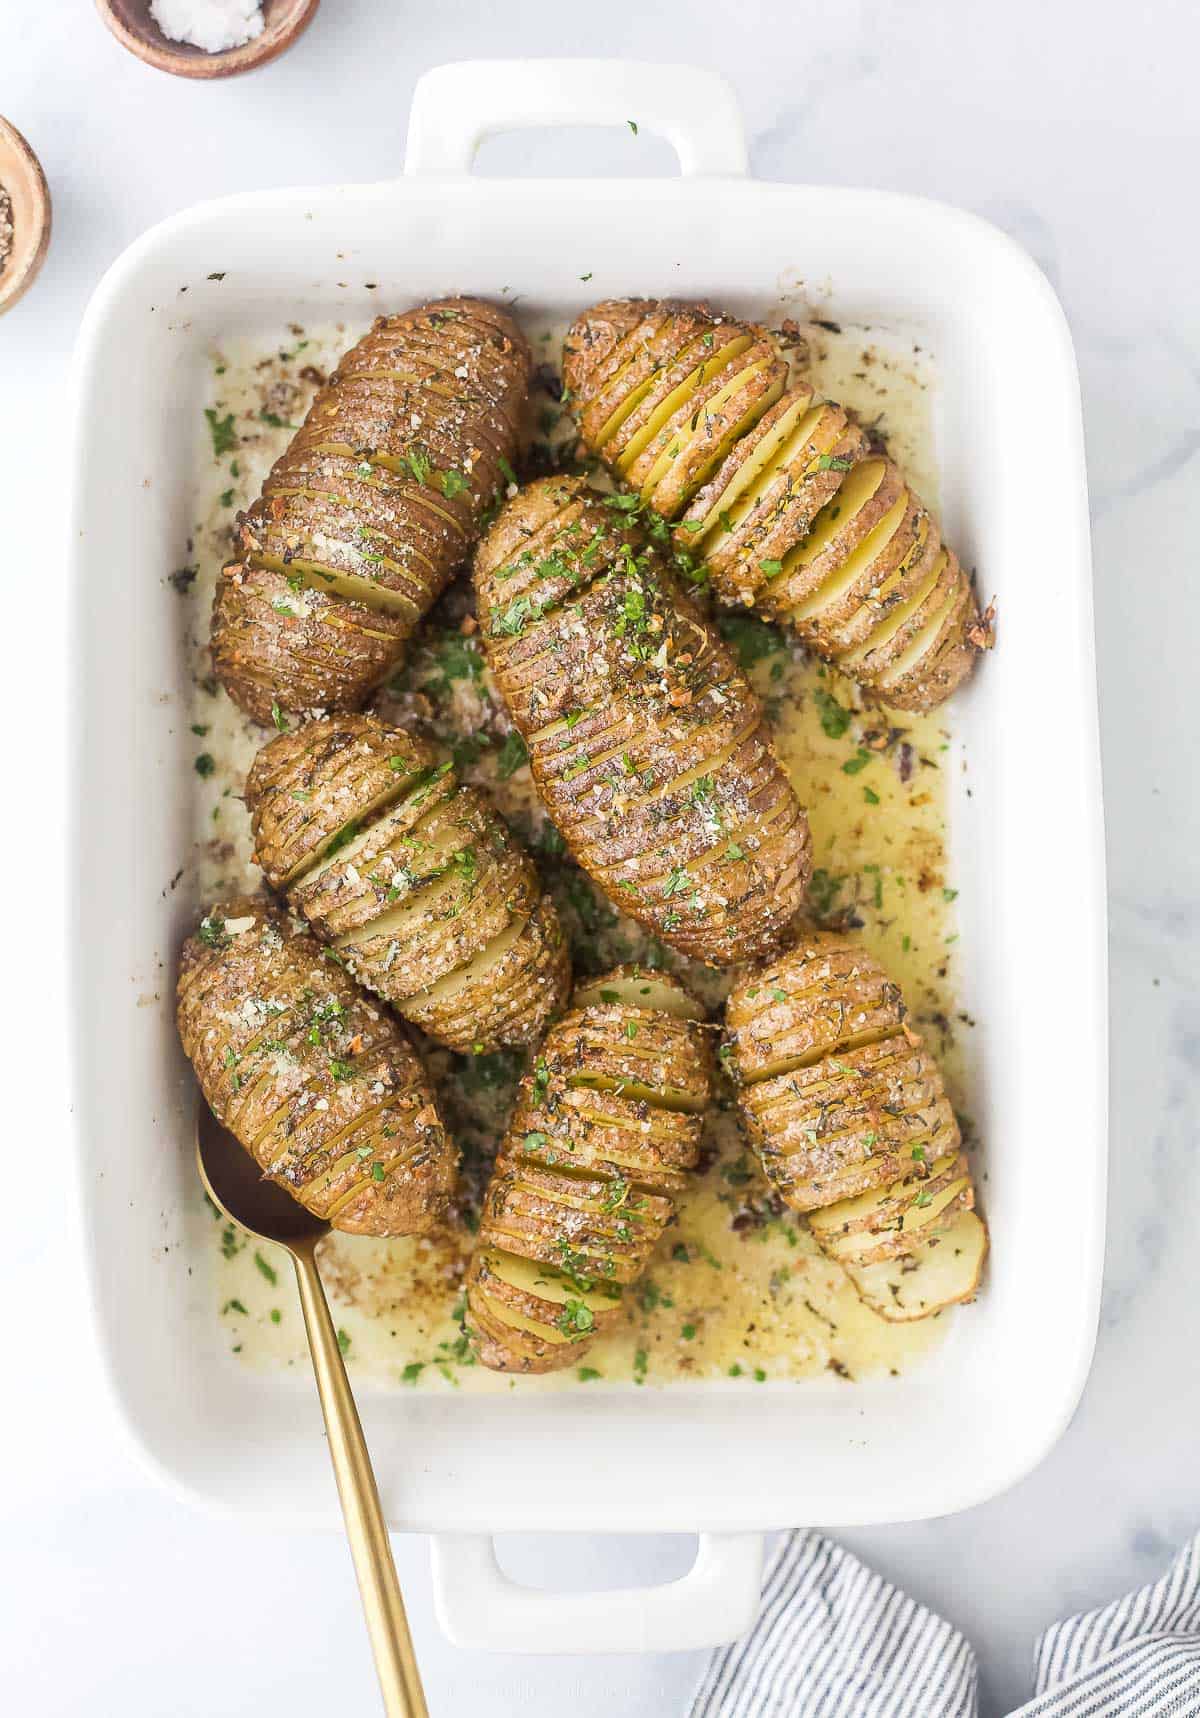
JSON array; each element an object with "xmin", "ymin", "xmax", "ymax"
[{"xmin": 691, "ymin": 1529, "xmax": 1200, "ymax": 1717}]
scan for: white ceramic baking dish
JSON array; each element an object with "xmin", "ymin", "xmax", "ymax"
[{"xmin": 68, "ymin": 60, "xmax": 1106, "ymax": 1655}]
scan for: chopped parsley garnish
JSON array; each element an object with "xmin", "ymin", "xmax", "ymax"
[
  {"xmin": 270, "ymin": 700, "xmax": 288, "ymax": 732},
  {"xmin": 841, "ymin": 749, "xmax": 872, "ymax": 775},
  {"xmin": 558, "ymin": 1300, "xmax": 595, "ymax": 1336},
  {"xmin": 718, "ymin": 615, "xmax": 785, "ymax": 671},
  {"xmin": 323, "ymin": 819, "xmax": 361, "ymax": 860},
  {"xmin": 495, "ymin": 730, "xmax": 528, "ymax": 779},
  {"xmin": 404, "ymin": 448, "xmax": 432, "ymax": 486},
  {"xmin": 254, "ymin": 1252, "xmax": 278, "ymax": 1286},
  {"xmin": 204, "ymin": 409, "xmax": 238, "ymax": 457},
  {"xmin": 808, "ymin": 869, "xmax": 846, "ymax": 918},
  {"xmin": 194, "ymin": 753, "xmax": 215, "ymax": 778},
  {"xmin": 196, "ymin": 913, "xmax": 227, "ymax": 949},
  {"xmin": 813, "ymin": 687, "xmax": 851, "ymax": 739}
]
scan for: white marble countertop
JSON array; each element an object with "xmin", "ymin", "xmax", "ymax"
[{"xmin": 2, "ymin": 3, "xmax": 1196, "ymax": 1714}]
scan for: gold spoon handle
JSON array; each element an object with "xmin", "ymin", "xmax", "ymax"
[{"xmin": 291, "ymin": 1243, "xmax": 429, "ymax": 1718}]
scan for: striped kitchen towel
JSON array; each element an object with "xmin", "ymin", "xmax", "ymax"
[{"xmin": 690, "ymin": 1529, "xmax": 1200, "ymax": 1717}]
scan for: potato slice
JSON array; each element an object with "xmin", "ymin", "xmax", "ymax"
[
  {"xmin": 564, "ymin": 298, "xmax": 989, "ymax": 712},
  {"xmin": 573, "ymin": 967, "xmax": 706, "ymax": 1021},
  {"xmin": 807, "ymin": 1152, "xmax": 972, "ymax": 1264},
  {"xmin": 846, "ymin": 1210, "xmax": 988, "ymax": 1322}
]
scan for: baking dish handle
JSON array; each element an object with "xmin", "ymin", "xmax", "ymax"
[
  {"xmin": 430, "ymin": 1531, "xmax": 764, "ymax": 1653},
  {"xmin": 404, "ymin": 60, "xmax": 748, "ymax": 179}
]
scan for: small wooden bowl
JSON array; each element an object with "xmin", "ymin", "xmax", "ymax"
[
  {"xmin": 97, "ymin": 0, "xmax": 319, "ymax": 79},
  {"xmin": 0, "ymin": 118, "xmax": 51, "ymax": 317}
]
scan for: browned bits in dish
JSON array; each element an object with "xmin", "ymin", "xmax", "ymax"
[
  {"xmin": 245, "ymin": 713, "xmax": 570, "ymax": 1053},
  {"xmin": 464, "ymin": 968, "xmax": 713, "ymax": 1372},
  {"xmin": 212, "ymin": 298, "xmax": 531, "ymax": 723},
  {"xmin": 725, "ymin": 929, "xmax": 987, "ymax": 1320},
  {"xmin": 563, "ymin": 299, "xmax": 987, "ymax": 712},
  {"xmin": 176, "ymin": 896, "xmax": 457, "ymax": 1236},
  {"xmin": 473, "ymin": 474, "xmax": 812, "ymax": 965}
]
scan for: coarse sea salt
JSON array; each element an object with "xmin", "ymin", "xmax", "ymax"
[{"xmin": 149, "ymin": 0, "xmax": 265, "ymax": 54}]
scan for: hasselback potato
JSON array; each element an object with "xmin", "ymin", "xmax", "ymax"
[
  {"xmin": 473, "ymin": 474, "xmax": 812, "ymax": 964},
  {"xmin": 464, "ymin": 967, "xmax": 713, "ymax": 1372},
  {"xmin": 725, "ymin": 930, "xmax": 986, "ymax": 1319},
  {"xmin": 213, "ymin": 298, "xmax": 530, "ymax": 723},
  {"xmin": 176, "ymin": 896, "xmax": 457, "ymax": 1236},
  {"xmin": 563, "ymin": 299, "xmax": 986, "ymax": 712},
  {"xmin": 245, "ymin": 713, "xmax": 570, "ymax": 1053}
]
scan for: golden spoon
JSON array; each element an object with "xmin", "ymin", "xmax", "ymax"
[{"xmin": 196, "ymin": 1102, "xmax": 429, "ymax": 1718}]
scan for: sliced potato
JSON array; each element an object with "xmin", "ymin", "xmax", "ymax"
[
  {"xmin": 245, "ymin": 714, "xmax": 570, "ymax": 1054},
  {"xmin": 212, "ymin": 299, "xmax": 531, "ymax": 722},
  {"xmin": 573, "ymin": 966, "xmax": 706, "ymax": 1021},
  {"xmin": 563, "ymin": 298, "xmax": 990, "ymax": 712},
  {"xmin": 175, "ymin": 896, "xmax": 457, "ymax": 1237},
  {"xmin": 807, "ymin": 1151, "xmax": 973, "ymax": 1264},
  {"xmin": 725, "ymin": 927, "xmax": 985, "ymax": 1321},
  {"xmin": 846, "ymin": 1210, "xmax": 988, "ymax": 1322},
  {"xmin": 474, "ymin": 474, "xmax": 812, "ymax": 964},
  {"xmin": 464, "ymin": 970, "xmax": 713, "ymax": 1372}
]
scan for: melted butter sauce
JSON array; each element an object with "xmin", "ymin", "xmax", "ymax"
[{"xmin": 187, "ymin": 314, "xmax": 974, "ymax": 1391}]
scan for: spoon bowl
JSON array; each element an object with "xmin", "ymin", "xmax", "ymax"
[{"xmin": 196, "ymin": 1102, "xmax": 327, "ymax": 1250}]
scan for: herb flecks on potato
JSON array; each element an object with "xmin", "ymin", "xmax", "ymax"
[
  {"xmin": 245, "ymin": 714, "xmax": 570, "ymax": 1054},
  {"xmin": 725, "ymin": 929, "xmax": 986, "ymax": 1319},
  {"xmin": 474, "ymin": 475, "xmax": 812, "ymax": 965},
  {"xmin": 212, "ymin": 299, "xmax": 531, "ymax": 723},
  {"xmin": 464, "ymin": 968, "xmax": 713, "ymax": 1372},
  {"xmin": 563, "ymin": 299, "xmax": 986, "ymax": 712},
  {"xmin": 176, "ymin": 897, "xmax": 457, "ymax": 1236}
]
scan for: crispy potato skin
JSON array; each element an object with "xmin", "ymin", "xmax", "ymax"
[
  {"xmin": 474, "ymin": 475, "xmax": 812, "ymax": 965},
  {"xmin": 725, "ymin": 929, "xmax": 975, "ymax": 1251},
  {"xmin": 245, "ymin": 714, "xmax": 570, "ymax": 1053},
  {"xmin": 464, "ymin": 969, "xmax": 713, "ymax": 1373},
  {"xmin": 563, "ymin": 299, "xmax": 988, "ymax": 713},
  {"xmin": 176, "ymin": 896, "xmax": 457, "ymax": 1236},
  {"xmin": 212, "ymin": 299, "xmax": 531, "ymax": 724}
]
